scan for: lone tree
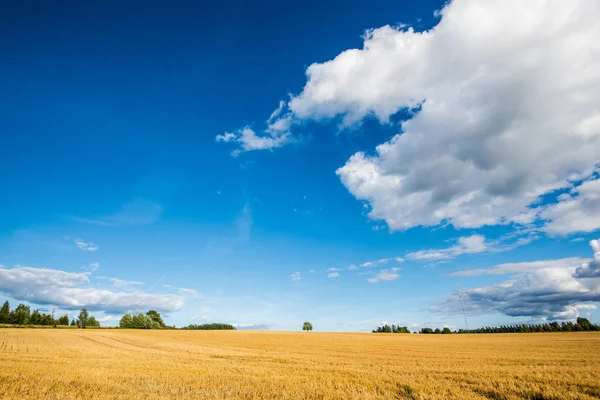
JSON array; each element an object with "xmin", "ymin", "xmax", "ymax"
[
  {"xmin": 77, "ymin": 308, "xmax": 89, "ymax": 328},
  {"xmin": 302, "ymin": 322, "xmax": 313, "ymax": 332}
]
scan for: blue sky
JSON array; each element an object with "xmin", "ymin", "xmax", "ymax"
[{"xmin": 1, "ymin": 0, "xmax": 599, "ymax": 331}]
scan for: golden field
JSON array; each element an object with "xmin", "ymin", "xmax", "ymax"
[{"xmin": 0, "ymin": 329, "xmax": 599, "ymax": 399}]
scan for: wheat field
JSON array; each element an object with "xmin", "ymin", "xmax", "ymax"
[{"xmin": 0, "ymin": 329, "xmax": 599, "ymax": 399}]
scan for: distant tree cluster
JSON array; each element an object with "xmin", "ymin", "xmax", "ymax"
[
  {"xmin": 180, "ymin": 323, "xmax": 236, "ymax": 330},
  {"xmin": 417, "ymin": 318, "xmax": 600, "ymax": 334},
  {"xmin": 0, "ymin": 301, "xmax": 98, "ymax": 328},
  {"xmin": 119, "ymin": 310, "xmax": 166, "ymax": 329},
  {"xmin": 302, "ymin": 322, "xmax": 313, "ymax": 332},
  {"xmin": 372, "ymin": 324, "xmax": 410, "ymax": 333}
]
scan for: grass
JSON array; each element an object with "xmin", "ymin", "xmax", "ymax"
[{"xmin": 0, "ymin": 329, "xmax": 599, "ymax": 399}]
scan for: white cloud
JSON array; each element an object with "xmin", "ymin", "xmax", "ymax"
[
  {"xmin": 367, "ymin": 268, "xmax": 400, "ymax": 283},
  {"xmin": 407, "ymin": 234, "xmax": 534, "ymax": 262},
  {"xmin": 540, "ymin": 178, "xmax": 600, "ymax": 235},
  {"xmin": 439, "ymin": 240, "xmax": 600, "ymax": 319},
  {"xmin": 178, "ymin": 288, "xmax": 199, "ymax": 297},
  {"xmin": 237, "ymin": 0, "xmax": 600, "ymax": 233},
  {"xmin": 290, "ymin": 272, "xmax": 301, "ymax": 281},
  {"xmin": 573, "ymin": 239, "xmax": 600, "ymax": 278},
  {"xmin": 216, "ymin": 127, "xmax": 291, "ymax": 155},
  {"xmin": 407, "ymin": 234, "xmax": 488, "ymax": 261},
  {"xmin": 0, "ymin": 265, "xmax": 184, "ymax": 313},
  {"xmin": 327, "ymin": 272, "xmax": 340, "ymax": 278},
  {"xmin": 74, "ymin": 239, "xmax": 99, "ymax": 252},
  {"xmin": 327, "ymin": 267, "xmax": 343, "ymax": 272},
  {"xmin": 451, "ymin": 257, "xmax": 588, "ymax": 277},
  {"xmin": 357, "ymin": 257, "xmax": 402, "ymax": 269},
  {"xmin": 109, "ymin": 278, "xmax": 143, "ymax": 287},
  {"xmin": 98, "ymin": 315, "xmax": 112, "ymax": 323}
]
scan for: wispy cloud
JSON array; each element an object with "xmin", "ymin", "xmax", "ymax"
[
  {"xmin": 74, "ymin": 239, "xmax": 99, "ymax": 252},
  {"xmin": 179, "ymin": 288, "xmax": 198, "ymax": 297},
  {"xmin": 109, "ymin": 278, "xmax": 143, "ymax": 287},
  {"xmin": 367, "ymin": 268, "xmax": 400, "ymax": 283},
  {"xmin": 290, "ymin": 272, "xmax": 301, "ymax": 281},
  {"xmin": 81, "ymin": 262, "xmax": 100, "ymax": 275},
  {"xmin": 73, "ymin": 200, "xmax": 162, "ymax": 227},
  {"xmin": 451, "ymin": 257, "xmax": 588, "ymax": 277},
  {"xmin": 327, "ymin": 272, "xmax": 340, "ymax": 278}
]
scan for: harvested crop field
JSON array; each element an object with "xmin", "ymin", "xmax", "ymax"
[{"xmin": 0, "ymin": 329, "xmax": 599, "ymax": 399}]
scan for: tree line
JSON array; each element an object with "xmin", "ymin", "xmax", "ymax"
[
  {"xmin": 373, "ymin": 318, "xmax": 600, "ymax": 334},
  {"xmin": 373, "ymin": 324, "xmax": 410, "ymax": 333},
  {"xmin": 0, "ymin": 301, "xmax": 100, "ymax": 328},
  {"xmin": 180, "ymin": 323, "xmax": 236, "ymax": 330},
  {"xmin": 417, "ymin": 318, "xmax": 600, "ymax": 334}
]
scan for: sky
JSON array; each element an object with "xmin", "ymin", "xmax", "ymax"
[{"xmin": 1, "ymin": 0, "xmax": 599, "ymax": 331}]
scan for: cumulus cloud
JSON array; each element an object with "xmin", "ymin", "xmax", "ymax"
[
  {"xmin": 233, "ymin": 0, "xmax": 600, "ymax": 233},
  {"xmin": 573, "ymin": 240, "xmax": 600, "ymax": 278},
  {"xmin": 290, "ymin": 272, "xmax": 301, "ymax": 281},
  {"xmin": 216, "ymin": 126, "xmax": 291, "ymax": 155},
  {"xmin": 0, "ymin": 265, "xmax": 184, "ymax": 313},
  {"xmin": 367, "ymin": 268, "xmax": 400, "ymax": 283},
  {"xmin": 327, "ymin": 272, "xmax": 340, "ymax": 278},
  {"xmin": 540, "ymin": 179, "xmax": 600, "ymax": 235},
  {"xmin": 439, "ymin": 240, "xmax": 600, "ymax": 319},
  {"xmin": 74, "ymin": 239, "xmax": 98, "ymax": 252}
]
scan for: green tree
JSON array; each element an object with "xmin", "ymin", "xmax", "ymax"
[
  {"xmin": 442, "ymin": 327, "xmax": 452, "ymax": 334},
  {"xmin": 87, "ymin": 316, "xmax": 100, "ymax": 327},
  {"xmin": 29, "ymin": 309, "xmax": 42, "ymax": 325},
  {"xmin": 120, "ymin": 313, "xmax": 134, "ymax": 328},
  {"xmin": 132, "ymin": 313, "xmax": 154, "ymax": 329},
  {"xmin": 77, "ymin": 308, "xmax": 90, "ymax": 328},
  {"xmin": 70, "ymin": 319, "xmax": 77, "ymax": 327},
  {"xmin": 10, "ymin": 303, "xmax": 31, "ymax": 325},
  {"xmin": 302, "ymin": 322, "xmax": 313, "ymax": 332},
  {"xmin": 0, "ymin": 301, "xmax": 9, "ymax": 324},
  {"xmin": 57, "ymin": 314, "xmax": 70, "ymax": 326},
  {"xmin": 146, "ymin": 310, "xmax": 165, "ymax": 328}
]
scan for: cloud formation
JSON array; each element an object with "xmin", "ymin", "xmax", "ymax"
[
  {"xmin": 367, "ymin": 268, "xmax": 400, "ymax": 283},
  {"xmin": 451, "ymin": 257, "xmax": 588, "ymax": 277},
  {"xmin": 407, "ymin": 234, "xmax": 488, "ymax": 261},
  {"xmin": 109, "ymin": 278, "xmax": 143, "ymax": 287},
  {"xmin": 224, "ymin": 0, "xmax": 600, "ymax": 234},
  {"xmin": 0, "ymin": 265, "xmax": 184, "ymax": 313},
  {"xmin": 439, "ymin": 240, "xmax": 600, "ymax": 319},
  {"xmin": 327, "ymin": 272, "xmax": 340, "ymax": 278},
  {"xmin": 216, "ymin": 127, "xmax": 291, "ymax": 156},
  {"xmin": 290, "ymin": 272, "xmax": 301, "ymax": 281},
  {"xmin": 74, "ymin": 239, "xmax": 99, "ymax": 252}
]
